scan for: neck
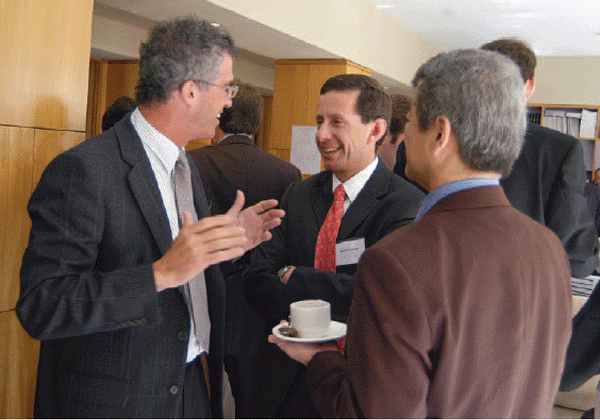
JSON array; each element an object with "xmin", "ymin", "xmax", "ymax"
[{"xmin": 138, "ymin": 102, "xmax": 189, "ymax": 148}]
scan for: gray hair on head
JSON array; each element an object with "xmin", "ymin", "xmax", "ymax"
[
  {"xmin": 412, "ymin": 49, "xmax": 526, "ymax": 178},
  {"xmin": 136, "ymin": 16, "xmax": 238, "ymax": 105}
]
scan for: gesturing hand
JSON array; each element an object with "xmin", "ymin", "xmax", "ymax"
[
  {"xmin": 153, "ymin": 211, "xmax": 248, "ymax": 292},
  {"xmin": 226, "ymin": 190, "xmax": 285, "ymax": 252}
]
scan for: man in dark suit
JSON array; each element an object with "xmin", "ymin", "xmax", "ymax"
[
  {"xmin": 190, "ymin": 81, "xmax": 301, "ymax": 418},
  {"xmin": 481, "ymin": 38, "xmax": 599, "ymax": 279},
  {"xmin": 244, "ymin": 74, "xmax": 425, "ymax": 418},
  {"xmin": 272, "ymin": 49, "xmax": 572, "ymax": 418},
  {"xmin": 16, "ymin": 17, "xmax": 283, "ymax": 418}
]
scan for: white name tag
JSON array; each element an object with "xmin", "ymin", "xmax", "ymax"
[{"xmin": 336, "ymin": 238, "xmax": 366, "ymax": 266}]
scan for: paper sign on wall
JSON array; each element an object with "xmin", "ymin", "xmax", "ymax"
[{"xmin": 290, "ymin": 125, "xmax": 320, "ymax": 175}]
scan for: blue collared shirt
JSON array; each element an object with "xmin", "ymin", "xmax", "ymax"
[{"xmin": 415, "ymin": 178, "xmax": 501, "ymax": 221}]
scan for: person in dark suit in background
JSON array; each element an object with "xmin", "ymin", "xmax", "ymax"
[
  {"xmin": 271, "ymin": 48, "xmax": 572, "ymax": 419},
  {"xmin": 16, "ymin": 17, "xmax": 283, "ymax": 418},
  {"xmin": 481, "ymin": 38, "xmax": 599, "ymax": 279},
  {"xmin": 584, "ymin": 181, "xmax": 600, "ymax": 236},
  {"xmin": 244, "ymin": 74, "xmax": 425, "ymax": 418},
  {"xmin": 190, "ymin": 81, "xmax": 301, "ymax": 418},
  {"xmin": 377, "ymin": 93, "xmax": 411, "ymax": 170},
  {"xmin": 101, "ymin": 96, "xmax": 137, "ymax": 132}
]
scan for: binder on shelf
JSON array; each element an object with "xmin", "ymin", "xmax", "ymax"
[
  {"xmin": 566, "ymin": 112, "xmax": 582, "ymax": 137},
  {"xmin": 544, "ymin": 110, "xmax": 567, "ymax": 133},
  {"xmin": 580, "ymin": 109, "xmax": 598, "ymax": 138}
]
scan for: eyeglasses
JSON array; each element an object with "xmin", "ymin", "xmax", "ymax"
[{"xmin": 195, "ymin": 79, "xmax": 239, "ymax": 99}]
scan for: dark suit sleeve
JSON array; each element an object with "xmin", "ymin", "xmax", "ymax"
[
  {"xmin": 17, "ymin": 151, "xmax": 161, "ymax": 340},
  {"xmin": 546, "ymin": 140, "xmax": 599, "ymax": 278},
  {"xmin": 560, "ymin": 282, "xmax": 600, "ymax": 391}
]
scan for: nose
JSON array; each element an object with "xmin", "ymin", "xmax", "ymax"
[
  {"xmin": 316, "ymin": 124, "xmax": 331, "ymax": 142},
  {"xmin": 223, "ymin": 97, "xmax": 233, "ymax": 109}
]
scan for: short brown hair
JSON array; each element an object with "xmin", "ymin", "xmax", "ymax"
[
  {"xmin": 388, "ymin": 94, "xmax": 412, "ymax": 145},
  {"xmin": 218, "ymin": 80, "xmax": 263, "ymax": 135},
  {"xmin": 480, "ymin": 38, "xmax": 536, "ymax": 82}
]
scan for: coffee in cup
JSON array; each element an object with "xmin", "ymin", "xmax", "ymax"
[{"xmin": 290, "ymin": 299, "xmax": 331, "ymax": 338}]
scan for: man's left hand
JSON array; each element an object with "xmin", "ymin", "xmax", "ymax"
[
  {"xmin": 268, "ymin": 328, "xmax": 339, "ymax": 365},
  {"xmin": 226, "ymin": 190, "xmax": 285, "ymax": 252}
]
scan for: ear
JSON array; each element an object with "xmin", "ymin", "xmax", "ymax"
[
  {"xmin": 525, "ymin": 77, "xmax": 536, "ymax": 101},
  {"xmin": 367, "ymin": 118, "xmax": 388, "ymax": 147},
  {"xmin": 179, "ymin": 80, "xmax": 200, "ymax": 107},
  {"xmin": 430, "ymin": 115, "xmax": 454, "ymax": 157}
]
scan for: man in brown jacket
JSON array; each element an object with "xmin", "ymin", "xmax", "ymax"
[{"xmin": 270, "ymin": 49, "xmax": 572, "ymax": 418}]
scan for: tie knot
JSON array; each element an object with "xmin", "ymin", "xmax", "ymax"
[{"xmin": 334, "ymin": 184, "xmax": 346, "ymax": 202}]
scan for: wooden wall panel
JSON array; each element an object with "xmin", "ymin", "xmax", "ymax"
[
  {"xmin": 0, "ymin": 127, "xmax": 34, "ymax": 313},
  {"xmin": 0, "ymin": 126, "xmax": 37, "ymax": 419},
  {"xmin": 0, "ymin": 0, "xmax": 93, "ymax": 131},
  {"xmin": 105, "ymin": 61, "xmax": 140, "ymax": 108}
]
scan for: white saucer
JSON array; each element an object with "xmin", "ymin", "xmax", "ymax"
[{"xmin": 272, "ymin": 321, "xmax": 347, "ymax": 343}]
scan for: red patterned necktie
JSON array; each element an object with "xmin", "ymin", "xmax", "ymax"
[{"xmin": 314, "ymin": 184, "xmax": 346, "ymax": 272}]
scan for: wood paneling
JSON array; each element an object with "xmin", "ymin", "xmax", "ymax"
[
  {"xmin": 86, "ymin": 59, "xmax": 139, "ymax": 139},
  {"xmin": 1, "ymin": 0, "xmax": 94, "ymax": 417},
  {"xmin": 0, "ymin": 313, "xmax": 39, "ymax": 419},
  {"xmin": 0, "ymin": 0, "xmax": 93, "ymax": 131},
  {"xmin": 0, "ymin": 126, "xmax": 37, "ymax": 419},
  {"xmin": 0, "ymin": 127, "xmax": 34, "ymax": 313}
]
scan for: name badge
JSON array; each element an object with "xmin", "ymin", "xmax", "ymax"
[{"xmin": 336, "ymin": 238, "xmax": 366, "ymax": 266}]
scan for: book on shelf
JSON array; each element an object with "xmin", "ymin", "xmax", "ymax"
[
  {"xmin": 543, "ymin": 110, "xmax": 567, "ymax": 134},
  {"xmin": 580, "ymin": 109, "xmax": 598, "ymax": 138},
  {"xmin": 566, "ymin": 112, "xmax": 581, "ymax": 137},
  {"xmin": 527, "ymin": 111, "xmax": 541, "ymax": 125}
]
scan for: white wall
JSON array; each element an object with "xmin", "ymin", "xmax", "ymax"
[{"xmin": 530, "ymin": 56, "xmax": 600, "ymax": 106}]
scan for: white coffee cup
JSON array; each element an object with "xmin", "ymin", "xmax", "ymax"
[{"xmin": 290, "ymin": 300, "xmax": 331, "ymax": 338}]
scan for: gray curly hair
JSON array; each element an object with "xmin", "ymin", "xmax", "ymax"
[{"xmin": 136, "ymin": 17, "xmax": 238, "ymax": 105}]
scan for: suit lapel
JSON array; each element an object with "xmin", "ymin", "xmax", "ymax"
[
  {"xmin": 337, "ymin": 160, "xmax": 390, "ymax": 240},
  {"xmin": 311, "ymin": 173, "xmax": 333, "ymax": 230},
  {"xmin": 115, "ymin": 117, "xmax": 173, "ymax": 256}
]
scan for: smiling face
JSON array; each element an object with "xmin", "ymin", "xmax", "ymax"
[
  {"xmin": 189, "ymin": 53, "xmax": 234, "ymax": 140},
  {"xmin": 315, "ymin": 90, "xmax": 380, "ymax": 182}
]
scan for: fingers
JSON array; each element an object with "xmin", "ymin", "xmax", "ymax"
[
  {"xmin": 225, "ymin": 190, "xmax": 245, "ymax": 217},
  {"xmin": 182, "ymin": 211, "xmax": 194, "ymax": 227},
  {"xmin": 250, "ymin": 199, "xmax": 279, "ymax": 214}
]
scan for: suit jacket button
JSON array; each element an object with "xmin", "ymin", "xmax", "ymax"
[
  {"xmin": 169, "ymin": 385, "xmax": 179, "ymax": 395},
  {"xmin": 177, "ymin": 331, "xmax": 188, "ymax": 341}
]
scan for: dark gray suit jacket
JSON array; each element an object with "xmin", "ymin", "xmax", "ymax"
[
  {"xmin": 244, "ymin": 160, "xmax": 424, "ymax": 417},
  {"xmin": 17, "ymin": 115, "xmax": 226, "ymax": 418}
]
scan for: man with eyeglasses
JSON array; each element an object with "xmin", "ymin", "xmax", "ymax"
[{"xmin": 17, "ymin": 17, "xmax": 283, "ymax": 419}]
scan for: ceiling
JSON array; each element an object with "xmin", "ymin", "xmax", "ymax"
[
  {"xmin": 96, "ymin": 0, "xmax": 600, "ymax": 59},
  {"xmin": 371, "ymin": 0, "xmax": 600, "ymax": 56},
  {"xmin": 93, "ymin": 0, "xmax": 600, "ymax": 93}
]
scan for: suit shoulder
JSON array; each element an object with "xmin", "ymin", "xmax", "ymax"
[
  {"xmin": 526, "ymin": 123, "xmax": 579, "ymax": 147},
  {"xmin": 387, "ymin": 173, "xmax": 426, "ymax": 200}
]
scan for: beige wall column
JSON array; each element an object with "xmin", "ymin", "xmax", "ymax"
[
  {"xmin": 0, "ymin": 0, "xmax": 93, "ymax": 417},
  {"xmin": 266, "ymin": 59, "xmax": 370, "ymax": 165}
]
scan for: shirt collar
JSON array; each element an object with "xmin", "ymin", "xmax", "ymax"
[
  {"xmin": 332, "ymin": 157, "xmax": 379, "ymax": 203},
  {"xmin": 415, "ymin": 177, "xmax": 500, "ymax": 220},
  {"xmin": 131, "ymin": 107, "xmax": 182, "ymax": 172}
]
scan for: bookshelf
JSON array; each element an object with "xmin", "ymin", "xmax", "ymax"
[{"xmin": 527, "ymin": 104, "xmax": 600, "ymax": 177}]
